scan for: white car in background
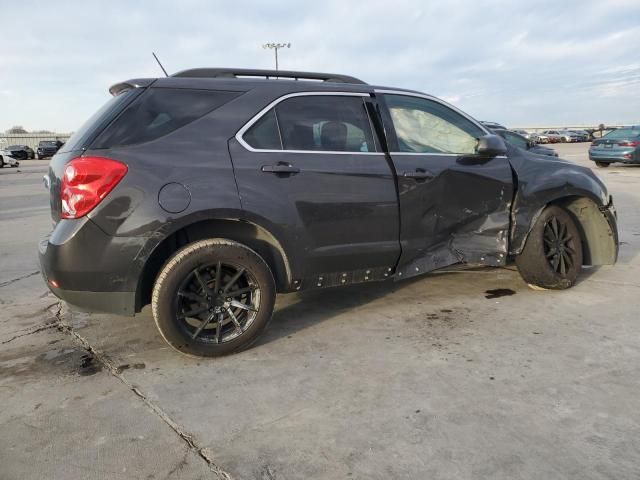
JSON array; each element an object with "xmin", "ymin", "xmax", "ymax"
[{"xmin": 0, "ymin": 148, "xmax": 20, "ymax": 168}]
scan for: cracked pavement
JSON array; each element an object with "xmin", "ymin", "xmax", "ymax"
[{"xmin": 2, "ymin": 147, "xmax": 640, "ymax": 479}]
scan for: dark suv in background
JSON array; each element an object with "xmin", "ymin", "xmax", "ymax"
[
  {"xmin": 39, "ymin": 68, "xmax": 618, "ymax": 357},
  {"xmin": 36, "ymin": 140, "xmax": 64, "ymax": 159}
]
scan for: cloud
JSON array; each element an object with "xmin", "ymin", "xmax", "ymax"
[{"xmin": 1, "ymin": 0, "xmax": 639, "ymax": 131}]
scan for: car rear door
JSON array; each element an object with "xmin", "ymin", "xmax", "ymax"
[
  {"xmin": 229, "ymin": 92, "xmax": 400, "ymax": 287},
  {"xmin": 376, "ymin": 91, "xmax": 514, "ymax": 278}
]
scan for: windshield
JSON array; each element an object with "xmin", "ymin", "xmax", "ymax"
[
  {"xmin": 604, "ymin": 129, "xmax": 640, "ymax": 139},
  {"xmin": 39, "ymin": 141, "xmax": 58, "ymax": 146}
]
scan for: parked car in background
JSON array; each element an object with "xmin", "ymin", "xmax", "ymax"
[
  {"xmin": 568, "ymin": 130, "xmax": 590, "ymax": 142},
  {"xmin": 540, "ymin": 130, "xmax": 564, "ymax": 143},
  {"xmin": 494, "ymin": 129, "xmax": 558, "ymax": 157},
  {"xmin": 0, "ymin": 148, "xmax": 20, "ymax": 168},
  {"xmin": 39, "ymin": 68, "xmax": 618, "ymax": 357},
  {"xmin": 5, "ymin": 144, "xmax": 35, "ymax": 160},
  {"xmin": 36, "ymin": 140, "xmax": 64, "ymax": 159},
  {"xmin": 481, "ymin": 121, "xmax": 508, "ymax": 131},
  {"xmin": 589, "ymin": 126, "xmax": 640, "ymax": 168},
  {"xmin": 511, "ymin": 129, "xmax": 535, "ymax": 140}
]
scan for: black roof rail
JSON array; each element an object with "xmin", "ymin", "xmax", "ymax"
[{"xmin": 171, "ymin": 68, "xmax": 367, "ymax": 85}]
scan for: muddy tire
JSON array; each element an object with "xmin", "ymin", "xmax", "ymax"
[
  {"xmin": 516, "ymin": 205, "xmax": 583, "ymax": 289},
  {"xmin": 595, "ymin": 161, "xmax": 610, "ymax": 168},
  {"xmin": 152, "ymin": 239, "xmax": 276, "ymax": 357}
]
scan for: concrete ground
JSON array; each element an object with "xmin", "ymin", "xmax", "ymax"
[{"xmin": 1, "ymin": 145, "xmax": 639, "ymax": 479}]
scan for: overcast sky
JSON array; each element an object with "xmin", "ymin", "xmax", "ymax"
[{"xmin": 1, "ymin": 0, "xmax": 639, "ymax": 132}]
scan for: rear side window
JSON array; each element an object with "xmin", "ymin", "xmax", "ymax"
[
  {"xmin": 242, "ymin": 95, "xmax": 376, "ymax": 153},
  {"xmin": 61, "ymin": 89, "xmax": 139, "ymax": 153},
  {"xmin": 93, "ymin": 88, "xmax": 240, "ymax": 149},
  {"xmin": 243, "ymin": 109, "xmax": 282, "ymax": 149}
]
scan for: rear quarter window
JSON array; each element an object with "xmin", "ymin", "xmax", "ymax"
[{"xmin": 92, "ymin": 88, "xmax": 240, "ymax": 149}]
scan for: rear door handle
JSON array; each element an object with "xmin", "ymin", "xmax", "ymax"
[
  {"xmin": 402, "ymin": 169, "xmax": 434, "ymax": 180},
  {"xmin": 261, "ymin": 163, "xmax": 300, "ymax": 175}
]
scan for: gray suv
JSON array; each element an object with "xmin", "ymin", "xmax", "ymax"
[{"xmin": 39, "ymin": 68, "xmax": 618, "ymax": 356}]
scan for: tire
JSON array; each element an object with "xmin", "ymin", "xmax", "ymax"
[
  {"xmin": 36, "ymin": 154, "xmax": 41, "ymax": 160},
  {"xmin": 0, "ymin": 157, "xmax": 4, "ymax": 168},
  {"xmin": 595, "ymin": 161, "xmax": 610, "ymax": 168},
  {"xmin": 516, "ymin": 205, "xmax": 583, "ymax": 290},
  {"xmin": 151, "ymin": 239, "xmax": 276, "ymax": 357}
]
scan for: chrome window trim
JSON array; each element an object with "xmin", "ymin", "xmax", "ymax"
[
  {"xmin": 235, "ymin": 91, "xmax": 382, "ymax": 155},
  {"xmin": 374, "ymin": 89, "xmax": 494, "ymax": 155}
]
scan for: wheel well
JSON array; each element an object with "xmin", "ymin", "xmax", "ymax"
[
  {"xmin": 551, "ymin": 196, "xmax": 617, "ymax": 266},
  {"xmin": 135, "ymin": 219, "xmax": 291, "ymax": 311}
]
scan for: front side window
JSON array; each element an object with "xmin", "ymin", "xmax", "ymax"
[
  {"xmin": 384, "ymin": 94, "xmax": 484, "ymax": 154},
  {"xmin": 502, "ymin": 131, "xmax": 528, "ymax": 149},
  {"xmin": 242, "ymin": 95, "xmax": 376, "ymax": 153}
]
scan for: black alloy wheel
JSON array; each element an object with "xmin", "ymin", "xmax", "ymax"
[
  {"xmin": 174, "ymin": 262, "xmax": 261, "ymax": 344},
  {"xmin": 543, "ymin": 215, "xmax": 579, "ymax": 276}
]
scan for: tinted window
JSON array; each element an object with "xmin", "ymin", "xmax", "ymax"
[
  {"xmin": 275, "ymin": 95, "xmax": 376, "ymax": 152},
  {"xmin": 93, "ymin": 88, "xmax": 239, "ymax": 149},
  {"xmin": 243, "ymin": 109, "xmax": 282, "ymax": 149},
  {"xmin": 604, "ymin": 128, "xmax": 640, "ymax": 139},
  {"xmin": 385, "ymin": 94, "xmax": 484, "ymax": 154},
  {"xmin": 61, "ymin": 89, "xmax": 139, "ymax": 153}
]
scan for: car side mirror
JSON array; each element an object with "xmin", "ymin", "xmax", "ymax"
[{"xmin": 477, "ymin": 134, "xmax": 507, "ymax": 156}]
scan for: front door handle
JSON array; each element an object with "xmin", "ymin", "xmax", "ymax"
[
  {"xmin": 261, "ymin": 163, "xmax": 300, "ymax": 175},
  {"xmin": 402, "ymin": 169, "xmax": 434, "ymax": 180}
]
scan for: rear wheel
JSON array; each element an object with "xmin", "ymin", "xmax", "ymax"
[
  {"xmin": 595, "ymin": 161, "xmax": 610, "ymax": 168},
  {"xmin": 152, "ymin": 239, "xmax": 276, "ymax": 357},
  {"xmin": 0, "ymin": 157, "xmax": 4, "ymax": 168},
  {"xmin": 516, "ymin": 205, "xmax": 583, "ymax": 290}
]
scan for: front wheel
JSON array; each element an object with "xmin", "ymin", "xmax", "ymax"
[
  {"xmin": 516, "ymin": 205, "xmax": 583, "ymax": 289},
  {"xmin": 152, "ymin": 239, "xmax": 276, "ymax": 357},
  {"xmin": 0, "ymin": 157, "xmax": 4, "ymax": 168},
  {"xmin": 595, "ymin": 161, "xmax": 610, "ymax": 168}
]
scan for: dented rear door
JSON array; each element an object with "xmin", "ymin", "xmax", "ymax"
[{"xmin": 377, "ymin": 92, "xmax": 514, "ymax": 278}]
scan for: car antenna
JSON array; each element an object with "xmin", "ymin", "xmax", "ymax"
[{"xmin": 152, "ymin": 52, "xmax": 169, "ymax": 77}]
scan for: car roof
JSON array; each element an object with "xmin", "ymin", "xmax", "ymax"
[{"xmin": 110, "ymin": 68, "xmax": 432, "ymax": 98}]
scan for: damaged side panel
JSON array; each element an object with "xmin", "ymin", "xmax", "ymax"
[
  {"xmin": 391, "ymin": 155, "xmax": 514, "ymax": 279},
  {"xmin": 507, "ymin": 146, "xmax": 618, "ymax": 265}
]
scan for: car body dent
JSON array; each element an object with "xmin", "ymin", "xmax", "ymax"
[
  {"xmin": 39, "ymin": 74, "xmax": 619, "ymax": 317},
  {"xmin": 506, "ymin": 145, "xmax": 617, "ymax": 264}
]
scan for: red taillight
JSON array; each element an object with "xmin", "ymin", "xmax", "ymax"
[
  {"xmin": 60, "ymin": 157, "xmax": 128, "ymax": 219},
  {"xmin": 618, "ymin": 141, "xmax": 640, "ymax": 147}
]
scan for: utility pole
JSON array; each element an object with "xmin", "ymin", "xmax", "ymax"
[{"xmin": 262, "ymin": 42, "xmax": 291, "ymax": 71}]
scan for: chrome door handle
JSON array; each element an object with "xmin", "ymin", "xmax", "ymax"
[
  {"xmin": 261, "ymin": 164, "xmax": 300, "ymax": 174},
  {"xmin": 402, "ymin": 169, "xmax": 434, "ymax": 180}
]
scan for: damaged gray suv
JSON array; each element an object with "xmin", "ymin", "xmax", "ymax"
[{"xmin": 39, "ymin": 68, "xmax": 618, "ymax": 356}]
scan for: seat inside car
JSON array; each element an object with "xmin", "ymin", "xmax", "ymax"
[{"xmin": 320, "ymin": 121, "xmax": 348, "ymax": 151}]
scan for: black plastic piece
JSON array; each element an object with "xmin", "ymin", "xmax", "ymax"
[{"xmin": 172, "ymin": 68, "xmax": 367, "ymax": 85}]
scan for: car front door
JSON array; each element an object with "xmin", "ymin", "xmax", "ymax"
[
  {"xmin": 376, "ymin": 91, "xmax": 514, "ymax": 278},
  {"xmin": 229, "ymin": 92, "xmax": 401, "ymax": 287}
]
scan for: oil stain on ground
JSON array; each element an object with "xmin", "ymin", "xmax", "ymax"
[{"xmin": 484, "ymin": 288, "xmax": 516, "ymax": 299}]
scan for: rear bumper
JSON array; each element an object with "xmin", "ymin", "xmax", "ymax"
[
  {"xmin": 38, "ymin": 217, "xmax": 145, "ymax": 315},
  {"xmin": 589, "ymin": 149, "xmax": 638, "ymax": 163}
]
